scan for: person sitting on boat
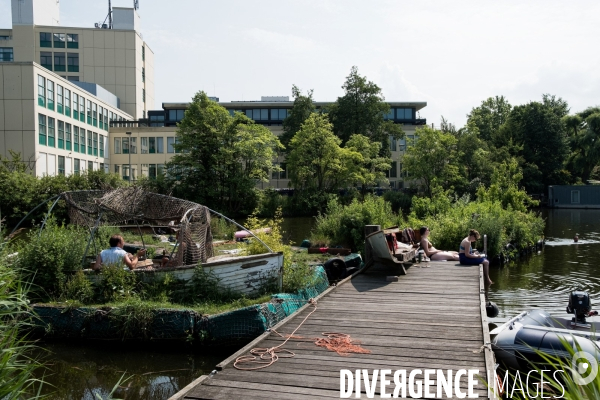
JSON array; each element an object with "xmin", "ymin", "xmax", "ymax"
[
  {"xmin": 419, "ymin": 227, "xmax": 460, "ymax": 261},
  {"xmin": 459, "ymin": 229, "xmax": 492, "ymax": 285},
  {"xmin": 93, "ymin": 234, "xmax": 145, "ymax": 270}
]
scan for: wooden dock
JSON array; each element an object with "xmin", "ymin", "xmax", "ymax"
[{"xmin": 171, "ymin": 261, "xmax": 497, "ymax": 399}]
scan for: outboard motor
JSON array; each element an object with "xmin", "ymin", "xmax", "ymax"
[
  {"xmin": 567, "ymin": 291, "xmax": 593, "ymax": 324},
  {"xmin": 323, "ymin": 258, "xmax": 348, "ymax": 284},
  {"xmin": 486, "ymin": 301, "xmax": 499, "ymax": 318}
]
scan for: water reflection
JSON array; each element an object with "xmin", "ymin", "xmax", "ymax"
[
  {"xmin": 489, "ymin": 208, "xmax": 600, "ymax": 321},
  {"xmin": 35, "ymin": 342, "xmax": 223, "ymax": 400}
]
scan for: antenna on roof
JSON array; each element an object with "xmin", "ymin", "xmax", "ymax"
[
  {"xmin": 134, "ymin": 0, "xmax": 140, "ymax": 10},
  {"xmin": 96, "ymin": 0, "xmax": 112, "ymax": 29}
]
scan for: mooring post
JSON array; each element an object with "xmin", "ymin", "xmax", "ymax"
[{"xmin": 364, "ymin": 225, "xmax": 381, "ymax": 267}]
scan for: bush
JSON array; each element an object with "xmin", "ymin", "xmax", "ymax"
[
  {"xmin": 14, "ymin": 219, "xmax": 88, "ymax": 301},
  {"xmin": 95, "ymin": 264, "xmax": 139, "ymax": 303},
  {"xmin": 60, "ymin": 270, "xmax": 94, "ymax": 304},
  {"xmin": 312, "ymin": 195, "xmax": 396, "ymax": 253},
  {"xmin": 383, "ymin": 190, "xmax": 413, "ymax": 215}
]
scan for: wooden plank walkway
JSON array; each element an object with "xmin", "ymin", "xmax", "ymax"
[{"xmin": 172, "ymin": 261, "xmax": 497, "ymax": 399}]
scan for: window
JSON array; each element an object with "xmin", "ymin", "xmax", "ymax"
[
  {"xmin": 40, "ymin": 32, "xmax": 52, "ymax": 47},
  {"xmin": 73, "ymin": 126, "xmax": 79, "ymax": 152},
  {"xmin": 168, "ymin": 109, "xmax": 185, "ymax": 121},
  {"xmin": 142, "ymin": 88, "xmax": 145, "ymax": 103},
  {"xmin": 40, "ymin": 51, "xmax": 52, "ymax": 70},
  {"xmin": 87, "ymin": 130, "xmax": 92, "ymax": 155},
  {"xmin": 74, "ymin": 159, "xmax": 80, "ymax": 175},
  {"xmin": 67, "ymin": 34, "xmax": 78, "ymax": 49},
  {"xmin": 141, "ymin": 137, "xmax": 148, "ymax": 154},
  {"xmin": 396, "ymin": 108, "xmax": 414, "ymax": 120},
  {"xmin": 93, "ymin": 132, "xmax": 98, "ymax": 156},
  {"xmin": 167, "ymin": 137, "xmax": 175, "ymax": 153},
  {"xmin": 142, "ymin": 45, "xmax": 145, "ymax": 61},
  {"xmin": 270, "ymin": 109, "xmax": 288, "ymax": 120},
  {"xmin": 58, "ymin": 156, "xmax": 65, "ymax": 175},
  {"xmin": 246, "ymin": 109, "xmax": 268, "ymax": 121},
  {"xmin": 100, "ymin": 163, "xmax": 104, "ymax": 172},
  {"xmin": 79, "ymin": 96, "xmax": 85, "ymax": 121},
  {"xmin": 92, "ymin": 103, "xmax": 97, "ymax": 127},
  {"xmin": 64, "ymin": 89, "xmax": 71, "ymax": 117},
  {"xmin": 123, "ymin": 165, "xmax": 130, "ymax": 181},
  {"xmin": 389, "ymin": 161, "xmax": 398, "ymax": 178},
  {"xmin": 114, "ymin": 164, "xmax": 120, "ymax": 175},
  {"xmin": 86, "ymin": 100, "xmax": 92, "ymax": 125},
  {"xmin": 54, "ymin": 53, "xmax": 66, "ymax": 72},
  {"xmin": 157, "ymin": 164, "xmax": 165, "ymax": 176},
  {"xmin": 58, "ymin": 121, "xmax": 65, "ymax": 149},
  {"xmin": 272, "ymin": 163, "xmax": 287, "ymax": 179},
  {"xmin": 103, "ymin": 108, "xmax": 108, "ymax": 131},
  {"xmin": 53, "ymin": 33, "xmax": 65, "ymax": 48},
  {"xmin": 38, "ymin": 75, "xmax": 46, "ymax": 107},
  {"xmin": 571, "ymin": 190, "xmax": 581, "ymax": 204},
  {"xmin": 38, "ymin": 114, "xmax": 47, "ymax": 145},
  {"xmin": 0, "ymin": 47, "xmax": 13, "ymax": 62},
  {"xmin": 142, "ymin": 67, "xmax": 145, "ymax": 82},
  {"xmin": 149, "ymin": 164, "xmax": 157, "ymax": 179},
  {"xmin": 383, "ymin": 109, "xmax": 394, "ymax": 120},
  {"xmin": 99, "ymin": 135, "xmax": 105, "ymax": 157},
  {"xmin": 148, "ymin": 137, "xmax": 163, "ymax": 153},
  {"xmin": 98, "ymin": 106, "xmax": 103, "ymax": 129},
  {"xmin": 72, "ymin": 93, "xmax": 78, "ymax": 119},
  {"xmin": 141, "ymin": 164, "xmax": 149, "ymax": 177},
  {"xmin": 47, "ymin": 80, "xmax": 55, "ymax": 110},
  {"xmin": 65, "ymin": 123, "xmax": 72, "ymax": 151},
  {"xmin": 56, "ymin": 85, "xmax": 64, "ymax": 113},
  {"xmin": 68, "ymin": 76, "xmax": 79, "ymax": 82},
  {"xmin": 130, "ymin": 137, "xmax": 137, "ymax": 154},
  {"xmin": 88, "ymin": 161, "xmax": 93, "ymax": 171},
  {"xmin": 47, "ymin": 117, "xmax": 55, "ymax": 147},
  {"xmin": 80, "ymin": 128, "xmax": 85, "ymax": 154},
  {"xmin": 390, "ymin": 135, "xmax": 397, "ymax": 152},
  {"xmin": 122, "ymin": 137, "xmax": 129, "ymax": 154},
  {"xmin": 114, "ymin": 137, "xmax": 121, "ymax": 154},
  {"xmin": 67, "ymin": 53, "xmax": 79, "ymax": 72},
  {"xmin": 399, "ymin": 138, "xmax": 406, "ymax": 152}
]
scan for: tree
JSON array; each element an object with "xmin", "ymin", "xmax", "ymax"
[
  {"xmin": 167, "ymin": 91, "xmax": 282, "ymax": 215},
  {"xmin": 402, "ymin": 126, "xmax": 462, "ymax": 198},
  {"xmin": 328, "ymin": 66, "xmax": 403, "ymax": 152},
  {"xmin": 280, "ymin": 85, "xmax": 315, "ymax": 149},
  {"xmin": 454, "ymin": 123, "xmax": 495, "ymax": 197},
  {"xmin": 343, "ymin": 134, "xmax": 391, "ymax": 190},
  {"xmin": 476, "ymin": 158, "xmax": 536, "ymax": 213},
  {"xmin": 466, "ymin": 96, "xmax": 512, "ymax": 143},
  {"xmin": 566, "ymin": 109, "xmax": 600, "ymax": 183},
  {"xmin": 286, "ymin": 114, "xmax": 349, "ymax": 192},
  {"xmin": 498, "ymin": 98, "xmax": 569, "ymax": 193}
]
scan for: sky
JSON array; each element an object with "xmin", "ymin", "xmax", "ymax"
[{"xmin": 1, "ymin": 0, "xmax": 599, "ymax": 127}]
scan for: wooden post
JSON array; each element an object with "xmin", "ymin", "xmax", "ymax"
[{"xmin": 364, "ymin": 225, "xmax": 380, "ymax": 268}]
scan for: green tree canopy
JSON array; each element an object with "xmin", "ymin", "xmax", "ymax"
[
  {"xmin": 402, "ymin": 125, "xmax": 462, "ymax": 198},
  {"xmin": 566, "ymin": 109, "xmax": 600, "ymax": 183},
  {"xmin": 167, "ymin": 91, "xmax": 282, "ymax": 215},
  {"xmin": 343, "ymin": 134, "xmax": 391, "ymax": 190},
  {"xmin": 466, "ymin": 96, "xmax": 512, "ymax": 143},
  {"xmin": 280, "ymin": 85, "xmax": 316, "ymax": 149},
  {"xmin": 328, "ymin": 66, "xmax": 403, "ymax": 152}
]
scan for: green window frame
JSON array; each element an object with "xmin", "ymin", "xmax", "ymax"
[
  {"xmin": 103, "ymin": 108, "xmax": 108, "ymax": 131},
  {"xmin": 38, "ymin": 75, "xmax": 45, "ymax": 107},
  {"xmin": 40, "ymin": 52, "xmax": 52, "ymax": 70},
  {"xmin": 53, "ymin": 33, "xmax": 65, "ymax": 48},
  {"xmin": 64, "ymin": 89, "xmax": 71, "ymax": 117},
  {"xmin": 87, "ymin": 130, "xmax": 92, "ymax": 155},
  {"xmin": 58, "ymin": 156, "xmax": 65, "ymax": 175},
  {"xmin": 92, "ymin": 103, "xmax": 98, "ymax": 127},
  {"xmin": 99, "ymin": 135, "xmax": 105, "ymax": 158},
  {"xmin": 72, "ymin": 93, "xmax": 78, "ymax": 119},
  {"xmin": 74, "ymin": 158, "xmax": 80, "ymax": 176},
  {"xmin": 99, "ymin": 106, "xmax": 103, "ymax": 129},
  {"xmin": 73, "ymin": 126, "xmax": 79, "ymax": 152},
  {"xmin": 57, "ymin": 85, "xmax": 64, "ymax": 114},
  {"xmin": 93, "ymin": 132, "xmax": 98, "ymax": 156},
  {"xmin": 65, "ymin": 123, "xmax": 72, "ymax": 151},
  {"xmin": 40, "ymin": 32, "xmax": 51, "ymax": 48},
  {"xmin": 79, "ymin": 96, "xmax": 85, "ymax": 122},
  {"xmin": 54, "ymin": 52, "xmax": 66, "ymax": 72},
  {"xmin": 122, "ymin": 137, "xmax": 129, "ymax": 155},
  {"xmin": 38, "ymin": 114, "xmax": 47, "ymax": 145},
  {"xmin": 47, "ymin": 80, "xmax": 55, "ymax": 111},
  {"xmin": 80, "ymin": 128, "xmax": 85, "ymax": 154},
  {"xmin": 58, "ymin": 120, "xmax": 65, "ymax": 149},
  {"xmin": 47, "ymin": 117, "xmax": 55, "ymax": 147},
  {"xmin": 87, "ymin": 100, "xmax": 92, "ymax": 125},
  {"xmin": 114, "ymin": 137, "xmax": 121, "ymax": 154},
  {"xmin": 142, "ymin": 45, "xmax": 145, "ymax": 61},
  {"xmin": 67, "ymin": 53, "xmax": 79, "ymax": 72},
  {"xmin": 67, "ymin": 34, "xmax": 78, "ymax": 49}
]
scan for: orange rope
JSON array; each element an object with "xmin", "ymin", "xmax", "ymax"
[{"xmin": 233, "ymin": 299, "xmax": 370, "ymax": 371}]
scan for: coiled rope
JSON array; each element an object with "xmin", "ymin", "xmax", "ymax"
[{"xmin": 233, "ymin": 299, "xmax": 370, "ymax": 371}]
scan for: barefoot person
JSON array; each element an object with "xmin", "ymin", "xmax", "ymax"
[
  {"xmin": 419, "ymin": 227, "xmax": 460, "ymax": 261},
  {"xmin": 460, "ymin": 229, "xmax": 492, "ymax": 285}
]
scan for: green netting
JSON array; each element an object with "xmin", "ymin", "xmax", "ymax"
[{"xmin": 149, "ymin": 309, "xmax": 197, "ymax": 340}]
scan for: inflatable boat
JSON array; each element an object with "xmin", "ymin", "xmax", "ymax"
[{"xmin": 491, "ymin": 292, "xmax": 600, "ymax": 371}]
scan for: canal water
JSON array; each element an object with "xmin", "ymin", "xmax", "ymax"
[{"xmin": 35, "ymin": 210, "xmax": 600, "ymax": 399}]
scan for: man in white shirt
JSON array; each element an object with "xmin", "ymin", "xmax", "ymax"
[{"xmin": 93, "ymin": 234, "xmax": 146, "ymax": 270}]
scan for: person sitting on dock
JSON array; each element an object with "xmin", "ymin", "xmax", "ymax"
[
  {"xmin": 459, "ymin": 229, "xmax": 492, "ymax": 285},
  {"xmin": 93, "ymin": 234, "xmax": 146, "ymax": 270},
  {"xmin": 419, "ymin": 227, "xmax": 460, "ymax": 261}
]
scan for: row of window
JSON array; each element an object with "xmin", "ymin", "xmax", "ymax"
[
  {"xmin": 37, "ymin": 75, "xmax": 126, "ymax": 130},
  {"xmin": 389, "ymin": 135, "xmax": 416, "ymax": 152},
  {"xmin": 114, "ymin": 164, "xmax": 164, "ymax": 181},
  {"xmin": 383, "ymin": 108, "xmax": 416, "ymax": 121},
  {"xmin": 0, "ymin": 47, "xmax": 13, "ymax": 62},
  {"xmin": 40, "ymin": 52, "xmax": 79, "ymax": 72},
  {"xmin": 38, "ymin": 113, "xmax": 106, "ymax": 157},
  {"xmin": 114, "ymin": 137, "xmax": 180, "ymax": 154},
  {"xmin": 40, "ymin": 33, "xmax": 79, "ymax": 49}
]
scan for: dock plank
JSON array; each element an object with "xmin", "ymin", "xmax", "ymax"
[{"xmin": 173, "ymin": 261, "xmax": 496, "ymax": 400}]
